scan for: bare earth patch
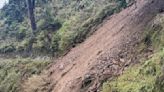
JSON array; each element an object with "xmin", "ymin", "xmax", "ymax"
[{"xmin": 46, "ymin": 0, "xmax": 164, "ymax": 92}]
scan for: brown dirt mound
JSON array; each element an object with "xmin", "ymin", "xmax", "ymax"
[{"xmin": 48, "ymin": 0, "xmax": 164, "ymax": 92}]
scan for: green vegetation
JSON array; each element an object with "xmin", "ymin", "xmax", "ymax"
[
  {"xmin": 102, "ymin": 50, "xmax": 164, "ymax": 92},
  {"xmin": 0, "ymin": 58, "xmax": 50, "ymax": 92},
  {"xmin": 0, "ymin": 0, "xmax": 132, "ymax": 56},
  {"xmin": 101, "ymin": 14, "xmax": 164, "ymax": 92},
  {"xmin": 0, "ymin": 0, "xmax": 136, "ymax": 92}
]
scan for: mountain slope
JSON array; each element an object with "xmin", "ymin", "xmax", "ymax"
[
  {"xmin": 0, "ymin": 0, "xmax": 128, "ymax": 57},
  {"xmin": 1, "ymin": 0, "xmax": 164, "ymax": 92},
  {"xmin": 41, "ymin": 0, "xmax": 164, "ymax": 92},
  {"xmin": 102, "ymin": 13, "xmax": 164, "ymax": 92},
  {"xmin": 0, "ymin": 0, "xmax": 132, "ymax": 92}
]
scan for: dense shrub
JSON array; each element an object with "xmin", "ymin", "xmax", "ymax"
[{"xmin": 0, "ymin": 58, "xmax": 50, "ymax": 92}]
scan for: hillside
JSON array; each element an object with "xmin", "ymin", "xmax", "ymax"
[
  {"xmin": 45, "ymin": 0, "xmax": 164, "ymax": 92},
  {"xmin": 0, "ymin": 0, "xmax": 132, "ymax": 92},
  {"xmin": 0, "ymin": 0, "xmax": 130, "ymax": 57},
  {"xmin": 102, "ymin": 13, "xmax": 164, "ymax": 92},
  {"xmin": 0, "ymin": 0, "xmax": 164, "ymax": 92},
  {"xmin": 23, "ymin": 0, "xmax": 164, "ymax": 92}
]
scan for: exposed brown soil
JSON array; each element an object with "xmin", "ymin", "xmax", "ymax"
[{"xmin": 48, "ymin": 0, "xmax": 164, "ymax": 92}]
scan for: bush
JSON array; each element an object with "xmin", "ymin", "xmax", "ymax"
[
  {"xmin": 0, "ymin": 58, "xmax": 51, "ymax": 92},
  {"xmin": 0, "ymin": 44, "xmax": 16, "ymax": 53},
  {"xmin": 16, "ymin": 26, "xmax": 27, "ymax": 40}
]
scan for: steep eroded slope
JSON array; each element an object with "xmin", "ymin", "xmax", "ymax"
[{"xmin": 47, "ymin": 0, "xmax": 164, "ymax": 92}]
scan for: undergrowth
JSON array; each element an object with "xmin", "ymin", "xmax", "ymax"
[{"xmin": 0, "ymin": 58, "xmax": 50, "ymax": 92}]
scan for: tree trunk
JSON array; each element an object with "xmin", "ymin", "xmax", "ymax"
[
  {"xmin": 27, "ymin": 0, "xmax": 37, "ymax": 32},
  {"xmin": 26, "ymin": 0, "xmax": 36, "ymax": 55}
]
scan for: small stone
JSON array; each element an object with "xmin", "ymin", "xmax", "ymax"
[
  {"xmin": 59, "ymin": 64, "xmax": 64, "ymax": 70},
  {"xmin": 120, "ymin": 58, "xmax": 125, "ymax": 63}
]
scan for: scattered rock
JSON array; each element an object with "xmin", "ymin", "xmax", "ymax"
[{"xmin": 59, "ymin": 63, "xmax": 64, "ymax": 70}]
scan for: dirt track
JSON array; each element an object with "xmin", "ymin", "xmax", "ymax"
[{"xmin": 48, "ymin": 0, "xmax": 164, "ymax": 92}]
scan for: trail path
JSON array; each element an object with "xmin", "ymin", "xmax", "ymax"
[{"xmin": 49, "ymin": 0, "xmax": 164, "ymax": 92}]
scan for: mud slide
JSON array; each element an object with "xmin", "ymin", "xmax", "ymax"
[{"xmin": 48, "ymin": 0, "xmax": 164, "ymax": 92}]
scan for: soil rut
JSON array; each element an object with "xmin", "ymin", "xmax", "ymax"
[{"xmin": 49, "ymin": 0, "xmax": 164, "ymax": 92}]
